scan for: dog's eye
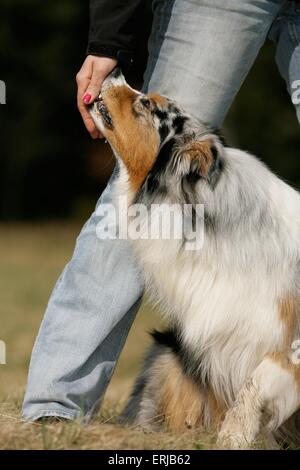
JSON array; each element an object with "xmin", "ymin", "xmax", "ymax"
[{"xmin": 140, "ymin": 98, "xmax": 151, "ymax": 110}]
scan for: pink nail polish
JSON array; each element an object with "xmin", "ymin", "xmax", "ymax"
[{"xmin": 83, "ymin": 93, "xmax": 91, "ymax": 104}]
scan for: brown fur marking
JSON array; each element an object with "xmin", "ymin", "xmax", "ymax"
[
  {"xmin": 278, "ymin": 294, "xmax": 298, "ymax": 346},
  {"xmin": 184, "ymin": 140, "xmax": 214, "ymax": 177},
  {"xmin": 206, "ymin": 388, "xmax": 226, "ymax": 432},
  {"xmin": 148, "ymin": 93, "xmax": 168, "ymax": 108},
  {"xmin": 269, "ymin": 352, "xmax": 300, "ymax": 391},
  {"xmin": 158, "ymin": 354, "xmax": 205, "ymax": 432},
  {"xmin": 102, "ymin": 86, "xmax": 160, "ymax": 192},
  {"xmin": 157, "ymin": 354, "xmax": 226, "ymax": 432}
]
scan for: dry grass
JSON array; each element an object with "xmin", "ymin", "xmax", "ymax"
[
  {"xmin": 0, "ymin": 400, "xmax": 214, "ymax": 450},
  {"xmin": 0, "ymin": 222, "xmax": 217, "ymax": 450}
]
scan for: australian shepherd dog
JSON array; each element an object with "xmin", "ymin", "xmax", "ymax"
[{"xmin": 90, "ymin": 68, "xmax": 300, "ymax": 449}]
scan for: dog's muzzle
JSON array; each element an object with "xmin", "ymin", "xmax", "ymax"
[
  {"xmin": 92, "ymin": 94, "xmax": 113, "ymax": 128},
  {"xmin": 89, "ymin": 68, "xmax": 126, "ymax": 128}
]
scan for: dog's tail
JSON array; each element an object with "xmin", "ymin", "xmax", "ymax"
[
  {"xmin": 118, "ymin": 331, "xmax": 168, "ymax": 427},
  {"xmin": 119, "ymin": 329, "xmax": 211, "ymax": 431}
]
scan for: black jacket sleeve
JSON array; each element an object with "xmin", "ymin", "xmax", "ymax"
[{"xmin": 87, "ymin": 0, "xmax": 146, "ymax": 66}]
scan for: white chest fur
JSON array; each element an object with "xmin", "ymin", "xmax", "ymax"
[{"xmin": 133, "ymin": 234, "xmax": 290, "ymax": 403}]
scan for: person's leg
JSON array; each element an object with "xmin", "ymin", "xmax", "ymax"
[
  {"xmin": 268, "ymin": 0, "xmax": 300, "ymax": 123},
  {"xmin": 144, "ymin": 0, "xmax": 286, "ymax": 127},
  {"xmin": 22, "ymin": 171, "xmax": 144, "ymax": 421},
  {"xmin": 23, "ymin": 0, "xmax": 286, "ymax": 422}
]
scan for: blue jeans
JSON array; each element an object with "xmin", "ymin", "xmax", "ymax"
[{"xmin": 23, "ymin": 0, "xmax": 300, "ymax": 421}]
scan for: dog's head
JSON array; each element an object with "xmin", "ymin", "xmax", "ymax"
[{"xmin": 89, "ymin": 68, "xmax": 224, "ymax": 196}]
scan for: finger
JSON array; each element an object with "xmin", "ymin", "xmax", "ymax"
[
  {"xmin": 76, "ymin": 63, "xmax": 105, "ymax": 138},
  {"xmin": 78, "ymin": 98, "xmax": 98, "ymax": 137},
  {"xmin": 82, "ymin": 69, "xmax": 104, "ymax": 104},
  {"xmin": 77, "ymin": 76, "xmax": 99, "ymax": 137},
  {"xmin": 78, "ymin": 101, "xmax": 103, "ymax": 139}
]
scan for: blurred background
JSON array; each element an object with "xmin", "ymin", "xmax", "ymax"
[
  {"xmin": 0, "ymin": 0, "xmax": 300, "ymax": 449},
  {"xmin": 1, "ymin": 1, "xmax": 300, "ymax": 221}
]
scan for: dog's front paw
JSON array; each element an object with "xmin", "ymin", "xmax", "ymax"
[
  {"xmin": 217, "ymin": 429, "xmax": 251, "ymax": 450},
  {"xmin": 217, "ymin": 405, "xmax": 260, "ymax": 449}
]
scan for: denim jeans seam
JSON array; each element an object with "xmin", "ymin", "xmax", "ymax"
[
  {"xmin": 292, "ymin": 21, "xmax": 300, "ymax": 43},
  {"xmin": 76, "ymin": 328, "xmax": 138, "ymax": 419},
  {"xmin": 286, "ymin": 17, "xmax": 300, "ymax": 46},
  {"xmin": 24, "ymin": 409, "xmax": 78, "ymax": 421},
  {"xmin": 103, "ymin": 298, "xmax": 142, "ymax": 388}
]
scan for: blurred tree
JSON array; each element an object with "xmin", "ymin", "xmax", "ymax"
[
  {"xmin": 0, "ymin": 0, "xmax": 88, "ymax": 219},
  {"xmin": 0, "ymin": 1, "xmax": 299, "ymax": 220},
  {"xmin": 225, "ymin": 40, "xmax": 300, "ymax": 188}
]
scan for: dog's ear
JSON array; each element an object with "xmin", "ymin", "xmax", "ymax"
[{"xmin": 182, "ymin": 136, "xmax": 223, "ymax": 186}]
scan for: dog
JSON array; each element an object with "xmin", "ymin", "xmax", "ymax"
[{"xmin": 89, "ymin": 68, "xmax": 300, "ymax": 449}]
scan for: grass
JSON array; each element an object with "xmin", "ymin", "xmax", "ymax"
[{"xmin": 0, "ymin": 221, "xmax": 216, "ymax": 450}]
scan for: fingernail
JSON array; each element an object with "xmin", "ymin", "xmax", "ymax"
[{"xmin": 83, "ymin": 93, "xmax": 92, "ymax": 104}]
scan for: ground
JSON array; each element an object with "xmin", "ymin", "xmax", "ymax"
[{"xmin": 0, "ymin": 222, "xmax": 218, "ymax": 450}]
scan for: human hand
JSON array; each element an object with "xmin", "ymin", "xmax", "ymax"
[{"xmin": 76, "ymin": 55, "xmax": 118, "ymax": 138}]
